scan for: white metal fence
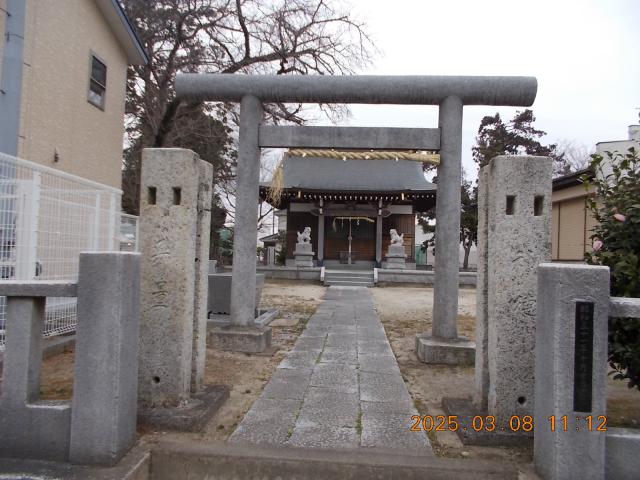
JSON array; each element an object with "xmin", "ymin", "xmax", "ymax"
[{"xmin": 0, "ymin": 153, "xmax": 138, "ymax": 350}]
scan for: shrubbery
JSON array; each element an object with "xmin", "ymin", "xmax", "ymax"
[{"xmin": 583, "ymin": 147, "xmax": 640, "ymax": 390}]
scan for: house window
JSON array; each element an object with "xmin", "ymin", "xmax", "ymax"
[{"xmin": 88, "ymin": 55, "xmax": 107, "ymax": 109}]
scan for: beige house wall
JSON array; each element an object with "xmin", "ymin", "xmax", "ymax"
[
  {"xmin": 17, "ymin": 0, "xmax": 128, "ymax": 189},
  {"xmin": 551, "ymin": 183, "xmax": 597, "ymax": 261}
]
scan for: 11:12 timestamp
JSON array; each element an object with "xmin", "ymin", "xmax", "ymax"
[{"xmin": 547, "ymin": 415, "xmax": 607, "ymax": 431}]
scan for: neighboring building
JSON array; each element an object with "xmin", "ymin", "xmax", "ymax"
[
  {"xmin": 259, "ymin": 154, "xmax": 436, "ymax": 268},
  {"xmin": 260, "ymin": 233, "xmax": 280, "ymax": 249},
  {"xmin": 0, "ymin": 0, "xmax": 147, "ymax": 189},
  {"xmin": 414, "ymin": 228, "xmax": 477, "ymax": 269},
  {"xmin": 259, "ymin": 232, "xmax": 280, "ymax": 266},
  {"xmin": 258, "ymin": 210, "xmax": 285, "ymax": 266},
  {"xmin": 595, "ymin": 123, "xmax": 640, "ymax": 180},
  {"xmin": 0, "ymin": 1, "xmax": 147, "ymax": 348},
  {"xmin": 551, "ymin": 122, "xmax": 640, "ymax": 261},
  {"xmin": 551, "ymin": 169, "xmax": 597, "ymax": 261}
]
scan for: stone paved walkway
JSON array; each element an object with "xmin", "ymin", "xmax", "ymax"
[{"xmin": 230, "ymin": 286, "xmax": 432, "ymax": 454}]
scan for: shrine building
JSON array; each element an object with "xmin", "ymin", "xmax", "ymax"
[{"xmin": 259, "ymin": 153, "xmax": 437, "ymax": 268}]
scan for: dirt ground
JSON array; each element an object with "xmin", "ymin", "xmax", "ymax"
[{"xmin": 28, "ymin": 280, "xmax": 639, "ymax": 469}]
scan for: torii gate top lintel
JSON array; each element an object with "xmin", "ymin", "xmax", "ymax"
[{"xmin": 176, "ymin": 74, "xmax": 537, "ymax": 107}]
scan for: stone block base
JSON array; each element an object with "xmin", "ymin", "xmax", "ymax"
[
  {"xmin": 415, "ymin": 335, "xmax": 475, "ymax": 365},
  {"xmin": 209, "ymin": 326, "xmax": 272, "ymax": 353},
  {"xmin": 295, "ymin": 259, "xmax": 314, "ymax": 268},
  {"xmin": 208, "ymin": 308, "xmax": 280, "ymax": 329},
  {"xmin": 384, "ymin": 245, "xmax": 406, "ymax": 269},
  {"xmin": 294, "ymin": 243, "xmax": 314, "ymax": 268},
  {"xmin": 383, "ymin": 259, "xmax": 406, "ymax": 269},
  {"xmin": 138, "ymin": 385, "xmax": 229, "ymax": 432},
  {"xmin": 441, "ymin": 397, "xmax": 533, "ymax": 446},
  {"xmin": 294, "ymin": 254, "xmax": 314, "ymax": 268}
]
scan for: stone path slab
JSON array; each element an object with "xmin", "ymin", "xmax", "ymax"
[{"xmin": 230, "ymin": 286, "xmax": 432, "ymax": 455}]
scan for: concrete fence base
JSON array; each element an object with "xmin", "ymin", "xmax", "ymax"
[
  {"xmin": 0, "ymin": 252, "xmax": 141, "ymax": 466},
  {"xmin": 533, "ymin": 265, "xmax": 640, "ymax": 480}
]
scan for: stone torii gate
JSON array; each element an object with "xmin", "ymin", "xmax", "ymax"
[{"xmin": 176, "ymin": 74, "xmax": 537, "ymax": 363}]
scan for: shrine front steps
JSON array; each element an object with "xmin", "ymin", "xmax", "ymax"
[{"xmin": 323, "ymin": 269, "xmax": 374, "ymax": 287}]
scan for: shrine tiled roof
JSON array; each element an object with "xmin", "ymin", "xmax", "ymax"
[{"xmin": 277, "ymin": 155, "xmax": 436, "ymax": 192}]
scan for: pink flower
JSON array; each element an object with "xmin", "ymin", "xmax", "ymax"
[
  {"xmin": 613, "ymin": 213, "xmax": 626, "ymax": 222},
  {"xmin": 592, "ymin": 239, "xmax": 603, "ymax": 252}
]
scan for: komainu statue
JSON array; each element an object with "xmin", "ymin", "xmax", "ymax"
[
  {"xmin": 390, "ymin": 228, "xmax": 404, "ymax": 246},
  {"xmin": 297, "ymin": 226, "xmax": 312, "ymax": 244}
]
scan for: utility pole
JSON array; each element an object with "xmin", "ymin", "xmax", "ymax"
[{"xmin": 0, "ymin": 0, "xmax": 26, "ymax": 156}]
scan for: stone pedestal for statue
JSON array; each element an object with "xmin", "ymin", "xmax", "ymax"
[
  {"xmin": 384, "ymin": 244, "xmax": 406, "ymax": 269},
  {"xmin": 294, "ymin": 242, "xmax": 315, "ymax": 268}
]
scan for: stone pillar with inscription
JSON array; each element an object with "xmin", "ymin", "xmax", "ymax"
[
  {"xmin": 534, "ymin": 263, "xmax": 609, "ymax": 480},
  {"xmin": 443, "ymin": 155, "xmax": 553, "ymax": 446},
  {"xmin": 480, "ymin": 155, "xmax": 553, "ymax": 420},
  {"xmin": 137, "ymin": 149, "xmax": 228, "ymax": 430}
]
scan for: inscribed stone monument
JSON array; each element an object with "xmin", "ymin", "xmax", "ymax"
[
  {"xmin": 138, "ymin": 148, "xmax": 212, "ymax": 408},
  {"xmin": 475, "ymin": 155, "xmax": 552, "ymax": 420}
]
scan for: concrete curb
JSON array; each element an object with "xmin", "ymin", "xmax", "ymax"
[
  {"xmin": 0, "ymin": 443, "xmax": 150, "ymax": 479},
  {"xmin": 150, "ymin": 440, "xmax": 519, "ymax": 479}
]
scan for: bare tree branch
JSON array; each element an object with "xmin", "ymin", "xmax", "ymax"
[{"xmin": 121, "ymin": 0, "xmax": 376, "ymax": 216}]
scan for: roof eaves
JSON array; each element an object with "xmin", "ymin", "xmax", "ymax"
[
  {"xmin": 552, "ymin": 168, "xmax": 593, "ymax": 191},
  {"xmin": 596, "ymin": 140, "xmax": 627, "ymax": 145},
  {"xmin": 260, "ymin": 233, "xmax": 280, "ymax": 242},
  {"xmin": 94, "ymin": 0, "xmax": 148, "ymax": 65}
]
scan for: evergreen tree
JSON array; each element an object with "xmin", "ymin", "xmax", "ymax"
[{"xmin": 472, "ymin": 109, "xmax": 564, "ymax": 169}]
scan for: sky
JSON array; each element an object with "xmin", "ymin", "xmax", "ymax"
[{"xmin": 312, "ymin": 0, "xmax": 640, "ymax": 181}]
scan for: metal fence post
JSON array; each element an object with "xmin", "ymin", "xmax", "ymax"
[{"xmin": 107, "ymin": 193, "xmax": 116, "ymax": 251}]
